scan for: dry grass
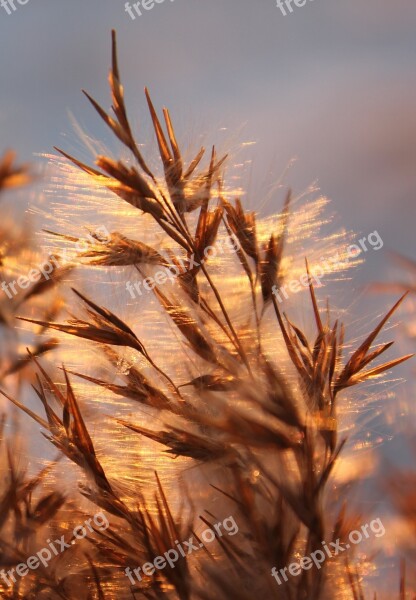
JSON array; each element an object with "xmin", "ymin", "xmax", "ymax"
[{"xmin": 0, "ymin": 32, "xmax": 414, "ymax": 600}]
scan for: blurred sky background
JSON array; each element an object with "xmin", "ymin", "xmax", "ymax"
[
  {"xmin": 0, "ymin": 6, "xmax": 415, "ymax": 400},
  {"xmin": 1, "ymin": 0, "xmax": 416, "ymax": 563},
  {"xmin": 1, "ymin": 1, "xmax": 415, "ymax": 257},
  {"xmin": 0, "ymin": 0, "xmax": 415, "ymax": 247},
  {"xmin": 0, "ymin": 11, "xmax": 415, "ymax": 386},
  {"xmin": 2, "ymin": 8, "xmax": 415, "ymax": 343}
]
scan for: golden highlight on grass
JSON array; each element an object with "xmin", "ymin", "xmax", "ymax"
[{"xmin": 0, "ymin": 31, "xmax": 413, "ymax": 600}]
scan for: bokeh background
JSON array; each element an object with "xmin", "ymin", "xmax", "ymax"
[
  {"xmin": 1, "ymin": 0, "xmax": 415, "ymax": 256},
  {"xmin": 1, "ymin": 0, "xmax": 415, "ymax": 593}
]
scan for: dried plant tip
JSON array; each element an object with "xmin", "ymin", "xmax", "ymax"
[
  {"xmin": 224, "ymin": 198, "xmax": 258, "ymax": 263},
  {"xmin": 77, "ymin": 231, "xmax": 167, "ymax": 267}
]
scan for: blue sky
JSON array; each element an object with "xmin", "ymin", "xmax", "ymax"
[
  {"xmin": 1, "ymin": 0, "xmax": 415, "ymax": 258},
  {"xmin": 1, "ymin": 5, "xmax": 416, "ymax": 578},
  {"xmin": 1, "ymin": 0, "xmax": 415, "ymax": 404}
]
